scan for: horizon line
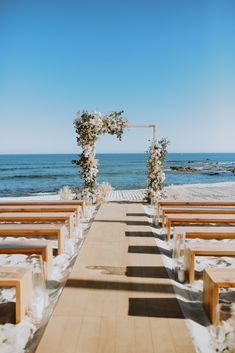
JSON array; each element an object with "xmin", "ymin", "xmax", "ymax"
[{"xmin": 1, "ymin": 151, "xmax": 235, "ymax": 156}]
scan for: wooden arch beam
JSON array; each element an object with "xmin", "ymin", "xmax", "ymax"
[{"xmin": 124, "ymin": 124, "xmax": 156, "ymax": 141}]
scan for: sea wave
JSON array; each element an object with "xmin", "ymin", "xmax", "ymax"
[
  {"xmin": 0, "ymin": 173, "xmax": 77, "ymax": 180},
  {"xmin": 0, "ymin": 165, "xmax": 74, "ymax": 172}
]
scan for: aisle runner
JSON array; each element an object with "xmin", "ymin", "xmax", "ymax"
[
  {"xmin": 36, "ymin": 202, "xmax": 195, "ymax": 353},
  {"xmin": 107, "ymin": 189, "xmax": 145, "ymax": 202}
]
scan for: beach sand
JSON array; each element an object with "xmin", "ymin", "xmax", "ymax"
[{"xmin": 0, "ymin": 181, "xmax": 235, "ymax": 352}]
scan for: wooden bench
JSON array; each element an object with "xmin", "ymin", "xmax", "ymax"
[
  {"xmin": 185, "ymin": 242, "xmax": 235, "ymax": 283},
  {"xmin": 174, "ymin": 226, "xmax": 235, "ymax": 240},
  {"xmin": 157, "ymin": 201, "xmax": 235, "ymax": 222},
  {"xmin": 0, "ymin": 200, "xmax": 86, "ymax": 217},
  {"xmin": 0, "ymin": 223, "xmax": 68, "ymax": 255},
  {"xmin": 0, "ymin": 267, "xmax": 33, "ymax": 323},
  {"xmin": 203, "ymin": 268, "xmax": 235, "ymax": 324},
  {"xmin": 0, "ymin": 205, "xmax": 81, "ymax": 227},
  {"xmin": 0, "ymin": 212, "xmax": 76, "ymax": 237},
  {"xmin": 166, "ymin": 214, "xmax": 235, "ymax": 241},
  {"xmin": 161, "ymin": 208, "xmax": 235, "ymax": 227},
  {"xmin": 0, "ymin": 240, "xmax": 53, "ymax": 279}
]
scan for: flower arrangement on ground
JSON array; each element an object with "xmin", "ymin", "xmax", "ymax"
[
  {"xmin": 59, "ymin": 185, "xmax": 73, "ymax": 200},
  {"xmin": 146, "ymin": 138, "xmax": 169, "ymax": 203},
  {"xmin": 73, "ymin": 110, "xmax": 127, "ymax": 203}
]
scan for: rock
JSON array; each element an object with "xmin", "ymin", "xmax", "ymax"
[
  {"xmin": 170, "ymin": 166, "xmax": 197, "ymax": 173},
  {"xmin": 206, "ymin": 172, "xmax": 220, "ymax": 176},
  {"xmin": 226, "ymin": 166, "xmax": 235, "ymax": 173}
]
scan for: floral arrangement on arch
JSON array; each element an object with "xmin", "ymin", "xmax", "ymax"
[
  {"xmin": 73, "ymin": 110, "xmax": 127, "ymax": 203},
  {"xmin": 146, "ymin": 138, "xmax": 169, "ymax": 203}
]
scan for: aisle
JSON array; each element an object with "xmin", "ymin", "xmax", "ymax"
[
  {"xmin": 36, "ymin": 202, "xmax": 195, "ymax": 353},
  {"xmin": 106, "ymin": 189, "xmax": 145, "ymax": 202}
]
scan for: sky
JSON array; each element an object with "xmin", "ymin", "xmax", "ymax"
[{"xmin": 0, "ymin": 0, "xmax": 235, "ymax": 154}]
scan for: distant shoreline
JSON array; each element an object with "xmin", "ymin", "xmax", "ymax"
[{"xmin": 0, "ymin": 181, "xmax": 235, "ymax": 202}]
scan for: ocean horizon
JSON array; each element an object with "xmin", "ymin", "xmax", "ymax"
[
  {"xmin": 0, "ymin": 153, "xmax": 234, "ymax": 197},
  {"xmin": 1, "ymin": 152, "xmax": 235, "ymax": 155}
]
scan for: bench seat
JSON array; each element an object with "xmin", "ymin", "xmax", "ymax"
[
  {"xmin": 0, "ymin": 212, "xmax": 76, "ymax": 237},
  {"xmin": 0, "ymin": 200, "xmax": 86, "ymax": 217},
  {"xmin": 0, "ymin": 267, "xmax": 33, "ymax": 323},
  {"xmin": 203, "ymin": 268, "xmax": 235, "ymax": 324},
  {"xmin": 174, "ymin": 226, "xmax": 235, "ymax": 239},
  {"xmin": 0, "ymin": 205, "xmax": 81, "ymax": 227},
  {"xmin": 0, "ymin": 223, "xmax": 68, "ymax": 254},
  {"xmin": 185, "ymin": 242, "xmax": 235, "ymax": 283},
  {"xmin": 166, "ymin": 214, "xmax": 235, "ymax": 241},
  {"xmin": 157, "ymin": 201, "xmax": 235, "ymax": 222},
  {"xmin": 0, "ymin": 240, "xmax": 53, "ymax": 279},
  {"xmin": 161, "ymin": 208, "xmax": 235, "ymax": 226}
]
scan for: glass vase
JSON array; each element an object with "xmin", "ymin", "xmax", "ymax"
[
  {"xmin": 172, "ymin": 231, "xmax": 186, "ymax": 282},
  {"xmin": 212, "ymin": 303, "xmax": 235, "ymax": 353},
  {"xmin": 26, "ymin": 254, "xmax": 47, "ymax": 325}
]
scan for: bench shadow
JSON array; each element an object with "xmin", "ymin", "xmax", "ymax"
[
  {"xmin": 128, "ymin": 297, "xmax": 183, "ymax": 318},
  {"xmin": 126, "ymin": 221, "xmax": 150, "ymax": 226},
  {"xmin": 94, "ymin": 220, "xmax": 127, "ymax": 223},
  {"xmin": 128, "ymin": 245, "xmax": 160, "ymax": 254},
  {"xmin": 128, "ymin": 297, "xmax": 209, "ymax": 325},
  {"xmin": 126, "ymin": 213, "xmax": 152, "ymax": 218},
  {"xmin": 65, "ymin": 278, "xmax": 174, "ymax": 294},
  {"xmin": 109, "ymin": 201, "xmax": 147, "ymax": 205},
  {"xmin": 128, "ymin": 245, "xmax": 172, "ymax": 258},
  {"xmin": 125, "ymin": 231, "xmax": 154, "ymax": 237},
  {"xmin": 0, "ymin": 302, "xmax": 16, "ymax": 324},
  {"xmin": 126, "ymin": 266, "xmax": 169, "ymax": 279}
]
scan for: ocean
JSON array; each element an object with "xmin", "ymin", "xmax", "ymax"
[{"xmin": 0, "ymin": 153, "xmax": 234, "ymax": 197}]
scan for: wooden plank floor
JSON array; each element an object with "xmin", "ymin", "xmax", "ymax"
[{"xmin": 36, "ymin": 203, "xmax": 196, "ymax": 353}]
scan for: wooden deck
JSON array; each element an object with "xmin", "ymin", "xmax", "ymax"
[{"xmin": 36, "ymin": 202, "xmax": 195, "ymax": 353}]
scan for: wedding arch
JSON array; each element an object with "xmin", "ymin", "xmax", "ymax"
[{"xmin": 73, "ymin": 110, "xmax": 169, "ymax": 203}]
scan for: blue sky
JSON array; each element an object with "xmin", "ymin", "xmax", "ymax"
[{"xmin": 0, "ymin": 0, "xmax": 235, "ymax": 154}]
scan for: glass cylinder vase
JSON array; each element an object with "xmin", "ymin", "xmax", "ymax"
[
  {"xmin": 26, "ymin": 254, "xmax": 47, "ymax": 325},
  {"xmin": 212, "ymin": 303, "xmax": 235, "ymax": 353},
  {"xmin": 172, "ymin": 231, "xmax": 186, "ymax": 282}
]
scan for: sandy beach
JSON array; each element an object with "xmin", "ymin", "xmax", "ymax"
[{"xmin": 0, "ymin": 181, "xmax": 235, "ymax": 352}]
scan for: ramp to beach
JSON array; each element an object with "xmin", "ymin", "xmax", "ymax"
[{"xmin": 36, "ymin": 202, "xmax": 195, "ymax": 353}]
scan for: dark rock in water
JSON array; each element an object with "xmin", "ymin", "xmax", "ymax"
[
  {"xmin": 206, "ymin": 172, "xmax": 220, "ymax": 176},
  {"xmin": 0, "ymin": 302, "xmax": 16, "ymax": 324},
  {"xmin": 226, "ymin": 166, "xmax": 235, "ymax": 173},
  {"xmin": 170, "ymin": 166, "xmax": 197, "ymax": 173}
]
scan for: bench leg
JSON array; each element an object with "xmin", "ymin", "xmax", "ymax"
[
  {"xmin": 15, "ymin": 271, "xmax": 33, "ymax": 323},
  {"xmin": 185, "ymin": 249, "xmax": 195, "ymax": 283},
  {"xmin": 203, "ymin": 270, "xmax": 219, "ymax": 324},
  {"xmin": 161, "ymin": 210, "xmax": 165, "ymax": 227},
  {"xmin": 167, "ymin": 219, "xmax": 171, "ymax": 241}
]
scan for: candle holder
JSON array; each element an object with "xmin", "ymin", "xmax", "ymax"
[
  {"xmin": 176, "ymin": 262, "xmax": 185, "ymax": 283},
  {"xmin": 173, "ymin": 232, "xmax": 185, "ymax": 267},
  {"xmin": 172, "ymin": 231, "xmax": 186, "ymax": 282},
  {"xmin": 151, "ymin": 204, "xmax": 159, "ymax": 227},
  {"xmin": 26, "ymin": 254, "xmax": 47, "ymax": 325},
  {"xmin": 211, "ymin": 303, "xmax": 235, "ymax": 352}
]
